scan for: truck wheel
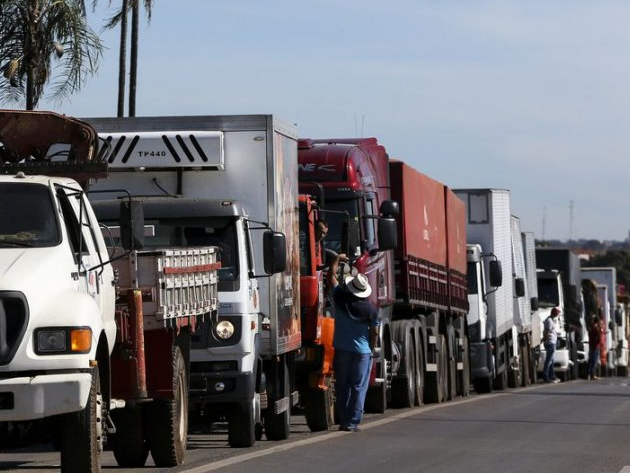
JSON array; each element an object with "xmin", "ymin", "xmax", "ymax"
[
  {"xmin": 409, "ymin": 320, "xmax": 425, "ymax": 406},
  {"xmin": 391, "ymin": 321, "xmax": 416, "ymax": 408},
  {"xmin": 304, "ymin": 376, "xmax": 335, "ymax": 431},
  {"xmin": 493, "ymin": 366, "xmax": 508, "ymax": 390},
  {"xmin": 424, "ymin": 335, "xmax": 446, "ymax": 403},
  {"xmin": 228, "ymin": 401, "xmax": 256, "ymax": 447},
  {"xmin": 521, "ymin": 343, "xmax": 531, "ymax": 387},
  {"xmin": 147, "ymin": 346, "xmax": 188, "ymax": 467},
  {"xmin": 457, "ymin": 335, "xmax": 470, "ymax": 397},
  {"xmin": 264, "ymin": 363, "xmax": 291, "ymax": 441},
  {"xmin": 472, "ymin": 377, "xmax": 492, "ymax": 394},
  {"xmin": 446, "ymin": 326, "xmax": 457, "ymax": 400},
  {"xmin": 110, "ymin": 406, "xmax": 148, "ymax": 467},
  {"xmin": 60, "ymin": 367, "xmax": 103, "ymax": 473},
  {"xmin": 618, "ymin": 365, "xmax": 629, "ymax": 377},
  {"xmin": 364, "ymin": 330, "xmax": 389, "ymax": 413}
]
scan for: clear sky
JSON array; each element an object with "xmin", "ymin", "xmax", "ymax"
[{"xmin": 40, "ymin": 0, "xmax": 630, "ymax": 242}]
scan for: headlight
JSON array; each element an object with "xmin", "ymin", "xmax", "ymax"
[
  {"xmin": 215, "ymin": 320, "xmax": 235, "ymax": 340},
  {"xmin": 35, "ymin": 327, "xmax": 92, "ymax": 354}
]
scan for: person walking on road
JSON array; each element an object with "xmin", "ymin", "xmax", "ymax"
[
  {"xmin": 542, "ymin": 307, "xmax": 561, "ymax": 383},
  {"xmin": 587, "ymin": 316, "xmax": 601, "ymax": 380},
  {"xmin": 327, "ymin": 253, "xmax": 379, "ymax": 432}
]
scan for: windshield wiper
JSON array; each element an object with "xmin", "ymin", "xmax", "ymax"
[{"xmin": 0, "ymin": 240, "xmax": 34, "ymax": 248}]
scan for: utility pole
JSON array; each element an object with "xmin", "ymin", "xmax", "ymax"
[
  {"xmin": 542, "ymin": 206, "xmax": 546, "ymax": 241},
  {"xmin": 569, "ymin": 200, "xmax": 575, "ymax": 242}
]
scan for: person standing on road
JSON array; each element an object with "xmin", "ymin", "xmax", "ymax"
[
  {"xmin": 327, "ymin": 253, "xmax": 379, "ymax": 432},
  {"xmin": 587, "ymin": 316, "xmax": 601, "ymax": 380},
  {"xmin": 542, "ymin": 307, "xmax": 561, "ymax": 383}
]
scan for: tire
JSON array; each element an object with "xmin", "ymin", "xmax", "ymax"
[
  {"xmin": 617, "ymin": 365, "xmax": 629, "ymax": 377},
  {"xmin": 391, "ymin": 321, "xmax": 416, "ymax": 408},
  {"xmin": 558, "ymin": 370, "xmax": 568, "ymax": 382},
  {"xmin": 364, "ymin": 332, "xmax": 388, "ymax": 414},
  {"xmin": 228, "ymin": 401, "xmax": 255, "ymax": 448},
  {"xmin": 424, "ymin": 335, "xmax": 446, "ymax": 403},
  {"xmin": 147, "ymin": 346, "xmax": 188, "ymax": 467},
  {"xmin": 446, "ymin": 326, "xmax": 457, "ymax": 401},
  {"xmin": 264, "ymin": 363, "xmax": 291, "ymax": 441},
  {"xmin": 521, "ymin": 343, "xmax": 531, "ymax": 387},
  {"xmin": 110, "ymin": 405, "xmax": 148, "ymax": 467},
  {"xmin": 60, "ymin": 367, "xmax": 103, "ymax": 473},
  {"xmin": 508, "ymin": 344, "xmax": 522, "ymax": 389},
  {"xmin": 409, "ymin": 320, "xmax": 425, "ymax": 406},
  {"xmin": 493, "ymin": 366, "xmax": 508, "ymax": 390},
  {"xmin": 457, "ymin": 335, "xmax": 470, "ymax": 397},
  {"xmin": 493, "ymin": 339, "xmax": 508, "ymax": 391},
  {"xmin": 472, "ymin": 377, "xmax": 492, "ymax": 394},
  {"xmin": 304, "ymin": 377, "xmax": 335, "ymax": 432}
]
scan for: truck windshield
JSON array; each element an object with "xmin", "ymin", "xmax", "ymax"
[
  {"xmin": 537, "ymin": 278, "xmax": 560, "ymax": 307},
  {"xmin": 320, "ymin": 199, "xmax": 359, "ymax": 254},
  {"xmin": 0, "ymin": 183, "xmax": 60, "ymax": 247},
  {"xmin": 466, "ymin": 262, "xmax": 479, "ymax": 295},
  {"xmin": 133, "ymin": 217, "xmax": 239, "ymax": 292}
]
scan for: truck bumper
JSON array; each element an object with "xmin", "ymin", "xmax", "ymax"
[
  {"xmin": 470, "ymin": 341, "xmax": 493, "ymax": 379},
  {"xmin": 189, "ymin": 370, "xmax": 254, "ymax": 404},
  {"xmin": 0, "ymin": 373, "xmax": 91, "ymax": 421}
]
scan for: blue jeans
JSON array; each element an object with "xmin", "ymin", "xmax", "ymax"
[
  {"xmin": 588, "ymin": 348, "xmax": 600, "ymax": 377},
  {"xmin": 333, "ymin": 350, "xmax": 372, "ymax": 429},
  {"xmin": 543, "ymin": 342, "xmax": 556, "ymax": 380}
]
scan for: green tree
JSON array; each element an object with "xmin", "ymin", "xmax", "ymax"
[
  {"xmin": 0, "ymin": 0, "xmax": 103, "ymax": 110},
  {"xmin": 104, "ymin": 0, "xmax": 153, "ymax": 117},
  {"xmin": 583, "ymin": 250, "xmax": 630, "ymax": 295}
]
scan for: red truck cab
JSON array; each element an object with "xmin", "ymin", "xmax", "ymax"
[{"xmin": 298, "ymin": 138, "xmax": 398, "ymax": 412}]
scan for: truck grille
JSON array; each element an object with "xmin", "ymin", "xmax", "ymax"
[{"xmin": 0, "ymin": 292, "xmax": 29, "ymax": 366}]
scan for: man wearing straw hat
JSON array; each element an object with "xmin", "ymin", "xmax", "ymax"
[{"xmin": 327, "ymin": 253, "xmax": 379, "ymax": 432}]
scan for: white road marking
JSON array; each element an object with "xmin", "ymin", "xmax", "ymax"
[{"xmin": 182, "ymin": 392, "xmax": 507, "ymax": 473}]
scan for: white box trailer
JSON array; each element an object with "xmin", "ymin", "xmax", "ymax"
[
  {"xmin": 455, "ymin": 189, "xmax": 517, "ymax": 391},
  {"xmin": 511, "ymin": 216, "xmax": 531, "ymax": 333},
  {"xmin": 582, "ymin": 267, "xmax": 628, "ymax": 376},
  {"xmin": 87, "ymin": 115, "xmax": 300, "ymax": 447}
]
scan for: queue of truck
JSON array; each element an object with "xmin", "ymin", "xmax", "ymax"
[{"xmin": 0, "ymin": 110, "xmax": 628, "ymax": 472}]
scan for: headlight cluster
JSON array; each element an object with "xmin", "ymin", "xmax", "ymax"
[
  {"xmin": 35, "ymin": 327, "xmax": 92, "ymax": 354},
  {"xmin": 214, "ymin": 320, "xmax": 235, "ymax": 340}
]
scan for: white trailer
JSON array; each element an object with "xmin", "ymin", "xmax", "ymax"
[
  {"xmin": 582, "ymin": 267, "xmax": 627, "ymax": 376},
  {"xmin": 455, "ymin": 189, "xmax": 517, "ymax": 393},
  {"xmin": 585, "ymin": 268, "xmax": 625, "ymax": 374},
  {"xmin": 510, "ymin": 216, "xmax": 534, "ymax": 387},
  {"xmin": 87, "ymin": 115, "xmax": 300, "ymax": 447}
]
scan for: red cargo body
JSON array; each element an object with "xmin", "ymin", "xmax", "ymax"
[
  {"xmin": 389, "ymin": 160, "xmax": 467, "ymax": 315},
  {"xmin": 445, "ymin": 188, "xmax": 468, "ymax": 314}
]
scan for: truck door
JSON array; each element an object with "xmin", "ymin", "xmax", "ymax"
[{"xmin": 55, "ymin": 186, "xmax": 106, "ymax": 305}]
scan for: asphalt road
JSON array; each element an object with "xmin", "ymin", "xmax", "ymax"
[{"xmin": 3, "ymin": 378, "xmax": 630, "ymax": 473}]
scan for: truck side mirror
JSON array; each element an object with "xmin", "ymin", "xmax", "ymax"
[
  {"xmin": 530, "ymin": 297, "xmax": 539, "ymax": 311},
  {"xmin": 377, "ymin": 217, "xmax": 397, "ymax": 251},
  {"xmin": 514, "ymin": 277, "xmax": 525, "ymax": 298},
  {"xmin": 615, "ymin": 307, "xmax": 623, "ymax": 326},
  {"xmin": 379, "ymin": 200, "xmax": 399, "ymax": 218},
  {"xmin": 120, "ymin": 200, "xmax": 144, "ymax": 251},
  {"xmin": 489, "ymin": 260, "xmax": 502, "ymax": 287},
  {"xmin": 263, "ymin": 231, "xmax": 286, "ymax": 274}
]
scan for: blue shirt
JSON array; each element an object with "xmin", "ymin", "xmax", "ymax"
[{"xmin": 331, "ymin": 286, "xmax": 379, "ymax": 354}]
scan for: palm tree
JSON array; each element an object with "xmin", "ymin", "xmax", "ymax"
[
  {"xmin": 0, "ymin": 0, "xmax": 103, "ymax": 110},
  {"xmin": 105, "ymin": 0, "xmax": 152, "ymax": 117}
]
